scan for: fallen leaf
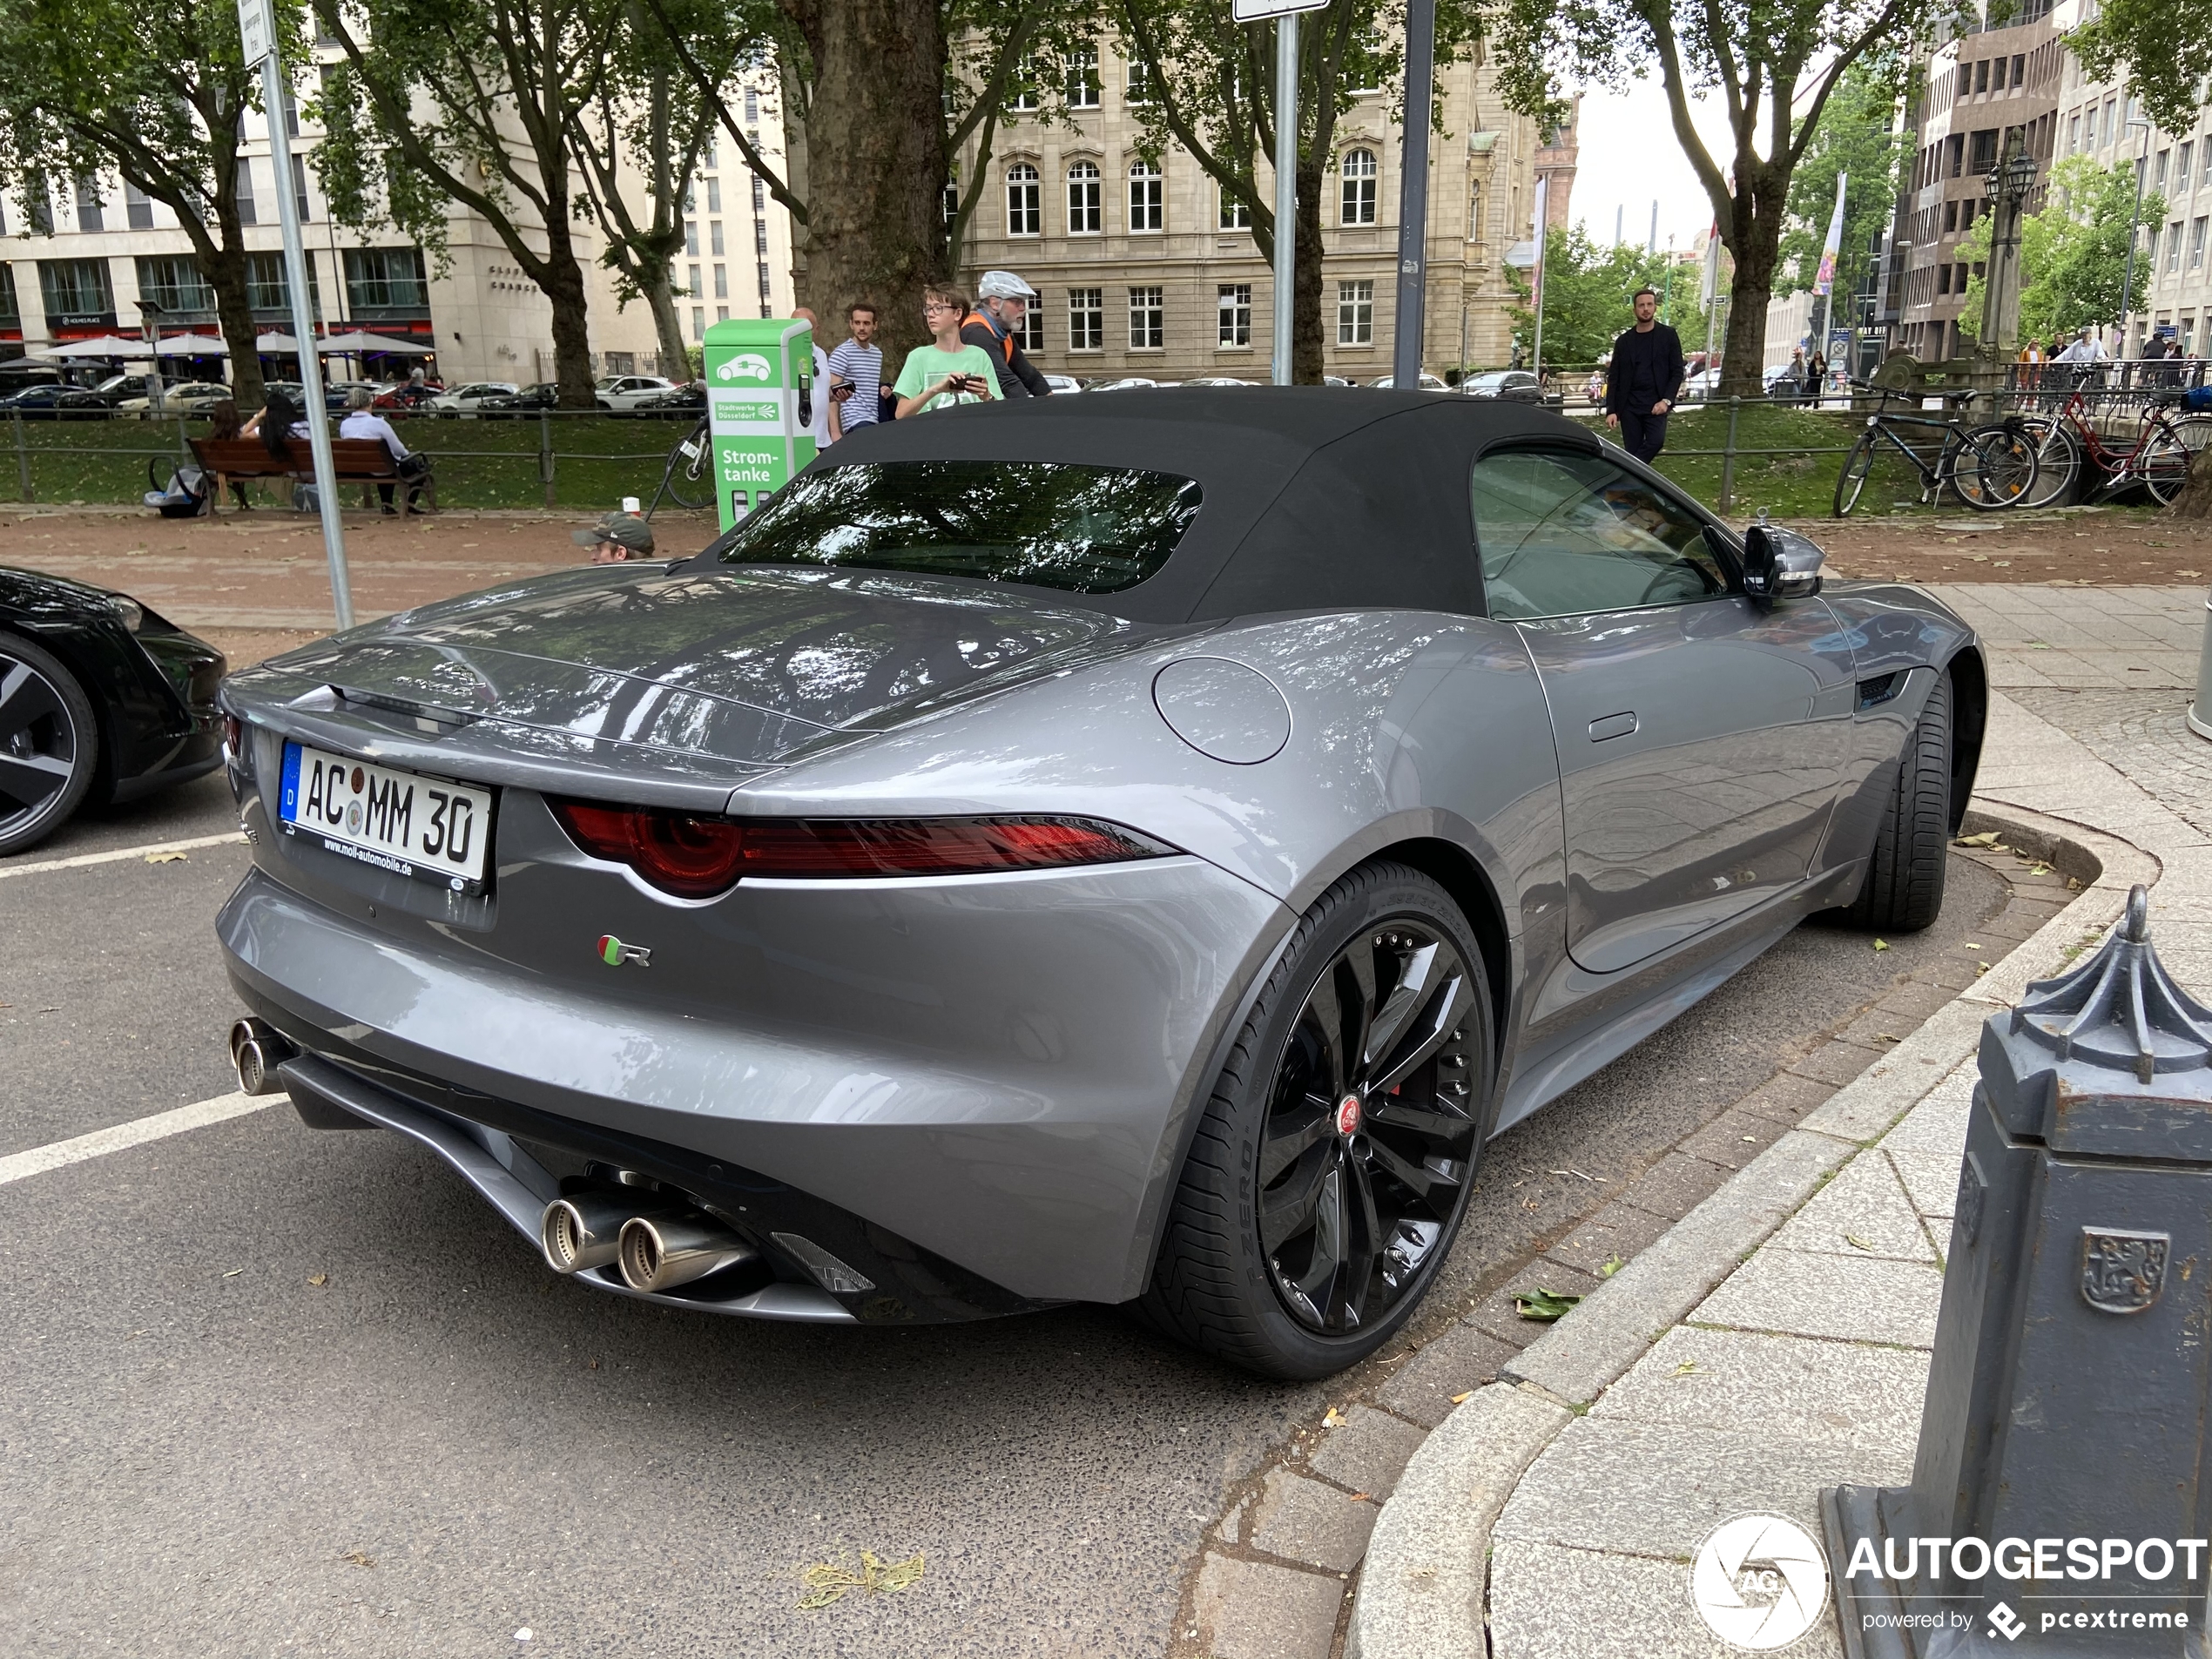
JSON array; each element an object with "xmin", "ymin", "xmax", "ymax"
[
  {"xmin": 1845, "ymin": 1234, "xmax": 1876, "ymax": 1251},
  {"xmin": 798, "ymin": 1549, "xmax": 926, "ymax": 1609},
  {"xmin": 1349, "ymin": 1492, "xmax": 1374, "ymax": 1503},
  {"xmin": 1963, "ymin": 942, "xmax": 1981, "ymax": 951},
  {"xmin": 341, "ymin": 1550, "xmax": 375, "ymax": 1568},
  {"xmin": 1449, "ymin": 1390, "xmax": 1475, "ymax": 1404},
  {"xmin": 307, "ymin": 1273, "xmax": 329, "ymax": 1287},
  {"xmin": 1601, "ymin": 1254, "xmax": 1626, "ymax": 1278},
  {"xmin": 144, "ymin": 851, "xmax": 188, "ymax": 864},
  {"xmin": 1955, "ymin": 831, "xmax": 2000, "ymax": 847},
  {"xmin": 2027, "ymin": 864, "xmax": 2052, "ymax": 876},
  {"xmin": 1873, "ymin": 939, "xmax": 1891, "ymax": 952},
  {"xmin": 1673, "ymin": 1360, "xmax": 1701, "ymax": 1377},
  {"xmin": 2067, "ymin": 877, "xmax": 2083, "ymax": 892},
  {"xmin": 221, "ymin": 1268, "xmax": 243, "ymax": 1278},
  {"xmin": 1514, "ymin": 1288, "xmax": 1582, "ymax": 1323},
  {"xmin": 1977, "ymin": 962, "xmax": 1990, "ymax": 976}
]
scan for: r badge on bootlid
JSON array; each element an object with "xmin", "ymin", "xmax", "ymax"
[{"xmin": 597, "ymin": 934, "xmax": 651, "ymax": 968}]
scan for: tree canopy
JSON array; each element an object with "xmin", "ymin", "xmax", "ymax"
[
  {"xmin": 1508, "ymin": 225, "xmax": 1705, "ymax": 368},
  {"xmin": 1777, "ymin": 59, "xmax": 1911, "ymax": 303},
  {"xmin": 2067, "ymin": 0, "xmax": 2212, "ymax": 140}
]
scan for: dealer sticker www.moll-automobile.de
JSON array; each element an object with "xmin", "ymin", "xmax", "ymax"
[{"xmin": 2080, "ymin": 1227, "xmax": 2170, "ymax": 1314}]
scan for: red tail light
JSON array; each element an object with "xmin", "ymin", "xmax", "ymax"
[{"xmin": 550, "ymin": 801, "xmax": 1173, "ymax": 897}]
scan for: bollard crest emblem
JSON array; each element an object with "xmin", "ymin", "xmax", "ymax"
[{"xmin": 2080, "ymin": 1226, "xmax": 2170, "ymax": 1313}]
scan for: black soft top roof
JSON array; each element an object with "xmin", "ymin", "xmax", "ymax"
[{"xmin": 809, "ymin": 388, "xmax": 1602, "ymax": 623}]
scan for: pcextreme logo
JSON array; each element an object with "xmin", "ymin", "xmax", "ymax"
[{"xmin": 1690, "ymin": 1514, "xmax": 1831, "ymax": 1650}]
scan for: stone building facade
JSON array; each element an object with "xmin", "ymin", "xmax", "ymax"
[{"xmin": 949, "ymin": 36, "xmax": 1563, "ymax": 381}]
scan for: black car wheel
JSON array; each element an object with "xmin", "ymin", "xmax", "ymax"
[
  {"xmin": 0, "ymin": 630, "xmax": 98, "ymax": 857},
  {"xmin": 1142, "ymin": 861, "xmax": 1492, "ymax": 1379},
  {"xmin": 1841, "ymin": 668, "xmax": 1952, "ymax": 934}
]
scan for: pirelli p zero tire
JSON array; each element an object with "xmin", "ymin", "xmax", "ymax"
[
  {"xmin": 1140, "ymin": 861, "xmax": 1494, "ymax": 1379},
  {"xmin": 1844, "ymin": 669, "xmax": 1954, "ymax": 935}
]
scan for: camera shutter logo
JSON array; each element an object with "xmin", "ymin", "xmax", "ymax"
[{"xmin": 1690, "ymin": 1514, "xmax": 1831, "ymax": 1650}]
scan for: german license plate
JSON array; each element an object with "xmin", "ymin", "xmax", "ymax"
[{"xmin": 278, "ymin": 742, "xmax": 493, "ymax": 890}]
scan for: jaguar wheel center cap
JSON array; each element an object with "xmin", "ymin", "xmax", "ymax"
[{"xmin": 1337, "ymin": 1094, "xmax": 1363, "ymax": 1136}]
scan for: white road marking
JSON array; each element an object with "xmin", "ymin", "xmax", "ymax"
[
  {"xmin": 0, "ymin": 829, "xmax": 246, "ymax": 880},
  {"xmin": 0, "ymin": 1092, "xmax": 276, "ymax": 1188}
]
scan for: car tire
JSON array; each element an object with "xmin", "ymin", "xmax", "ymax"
[
  {"xmin": 1139, "ymin": 861, "xmax": 1494, "ymax": 1379},
  {"xmin": 1842, "ymin": 669, "xmax": 1953, "ymax": 934},
  {"xmin": 0, "ymin": 629, "xmax": 99, "ymax": 858}
]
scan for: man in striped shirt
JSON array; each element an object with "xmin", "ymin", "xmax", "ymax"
[{"xmin": 826, "ymin": 303, "xmax": 884, "ymax": 439}]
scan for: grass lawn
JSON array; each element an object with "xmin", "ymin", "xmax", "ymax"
[
  {"xmin": 1567, "ymin": 401, "xmax": 1885, "ymax": 521},
  {"xmin": 6, "ymin": 412, "xmax": 691, "ymax": 513}
]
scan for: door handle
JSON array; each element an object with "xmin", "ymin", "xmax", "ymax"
[{"xmin": 1588, "ymin": 711, "xmax": 1638, "ymax": 742}]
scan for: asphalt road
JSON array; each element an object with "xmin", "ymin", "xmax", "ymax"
[{"xmin": 0, "ymin": 779, "xmax": 2007, "ymax": 1657}]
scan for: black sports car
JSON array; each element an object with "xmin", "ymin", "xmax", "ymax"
[{"xmin": 0, "ymin": 568, "xmax": 227, "ymax": 855}]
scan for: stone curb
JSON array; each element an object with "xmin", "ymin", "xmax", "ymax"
[{"xmin": 1344, "ymin": 803, "xmax": 2146, "ymax": 1659}]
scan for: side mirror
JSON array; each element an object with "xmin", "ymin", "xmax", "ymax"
[{"xmin": 1740, "ymin": 522, "xmax": 1825, "ymax": 602}]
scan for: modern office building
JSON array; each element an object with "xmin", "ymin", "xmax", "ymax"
[{"xmin": 948, "ymin": 35, "xmax": 1566, "ymax": 379}]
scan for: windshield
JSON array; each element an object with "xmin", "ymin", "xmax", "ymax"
[{"xmin": 709, "ymin": 460, "xmax": 1203, "ymax": 594}]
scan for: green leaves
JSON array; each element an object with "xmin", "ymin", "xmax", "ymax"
[{"xmin": 1514, "ymin": 1287, "xmax": 1582, "ymax": 1322}]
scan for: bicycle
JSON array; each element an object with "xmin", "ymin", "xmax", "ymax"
[
  {"xmin": 644, "ymin": 412, "xmax": 715, "ymax": 518},
  {"xmin": 1832, "ymin": 381, "xmax": 2039, "ymax": 516},
  {"xmin": 2002, "ymin": 382, "xmax": 2199, "ymax": 509}
]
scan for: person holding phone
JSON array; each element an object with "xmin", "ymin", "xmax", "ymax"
[{"xmin": 893, "ymin": 287, "xmax": 1005, "ymax": 417}]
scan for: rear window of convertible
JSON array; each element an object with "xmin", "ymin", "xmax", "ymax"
[{"xmin": 710, "ymin": 460, "xmax": 1202, "ymax": 594}]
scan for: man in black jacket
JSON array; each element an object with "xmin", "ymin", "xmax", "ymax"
[
  {"xmin": 961, "ymin": 272, "xmax": 1054, "ymax": 398},
  {"xmin": 1603, "ymin": 287, "xmax": 1685, "ymax": 463}
]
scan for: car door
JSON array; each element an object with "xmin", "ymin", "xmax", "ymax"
[{"xmin": 1473, "ymin": 445, "xmax": 1857, "ymax": 974}]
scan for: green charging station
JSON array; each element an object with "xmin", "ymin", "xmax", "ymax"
[{"xmin": 702, "ymin": 317, "xmax": 816, "ymax": 531}]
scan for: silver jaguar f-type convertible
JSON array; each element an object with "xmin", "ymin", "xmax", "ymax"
[{"xmin": 216, "ymin": 389, "xmax": 1983, "ymax": 1379}]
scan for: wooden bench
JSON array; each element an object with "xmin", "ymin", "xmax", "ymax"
[{"xmin": 190, "ymin": 436, "xmax": 435, "ymax": 509}]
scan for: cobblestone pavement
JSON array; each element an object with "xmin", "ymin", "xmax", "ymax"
[
  {"xmin": 2006, "ymin": 685, "xmax": 2212, "ymax": 838},
  {"xmin": 1923, "ymin": 583, "xmax": 2202, "ymax": 690}
]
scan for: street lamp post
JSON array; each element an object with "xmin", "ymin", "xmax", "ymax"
[
  {"xmin": 1979, "ymin": 148, "xmax": 2038, "ymax": 355},
  {"xmin": 2119, "ymin": 113, "xmax": 2154, "ymax": 357}
]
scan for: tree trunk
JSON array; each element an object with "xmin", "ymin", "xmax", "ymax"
[
  {"xmin": 647, "ymin": 273, "xmax": 691, "ymax": 377},
  {"xmin": 1714, "ymin": 166, "xmax": 1788, "ymax": 399},
  {"xmin": 203, "ymin": 236, "xmax": 264, "ymax": 408},
  {"xmin": 540, "ymin": 213, "xmax": 598, "ymax": 407},
  {"xmin": 788, "ymin": 0, "xmax": 948, "ymax": 364},
  {"xmin": 2168, "ymin": 443, "xmax": 2212, "ymax": 521},
  {"xmin": 1294, "ymin": 155, "xmax": 1326, "ymax": 382}
]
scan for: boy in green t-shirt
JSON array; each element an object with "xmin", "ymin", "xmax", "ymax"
[{"xmin": 894, "ymin": 287, "xmax": 1005, "ymax": 416}]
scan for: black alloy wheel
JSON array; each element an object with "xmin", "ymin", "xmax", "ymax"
[
  {"xmin": 0, "ymin": 630, "xmax": 98, "ymax": 857},
  {"xmin": 1141, "ymin": 862, "xmax": 1493, "ymax": 1379},
  {"xmin": 1258, "ymin": 921, "xmax": 1482, "ymax": 1335}
]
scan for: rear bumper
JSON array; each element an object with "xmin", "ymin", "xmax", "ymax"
[{"xmin": 219, "ymin": 852, "xmax": 1291, "ymax": 1307}]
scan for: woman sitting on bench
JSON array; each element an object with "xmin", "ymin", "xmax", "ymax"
[
  {"xmin": 240, "ymin": 390, "xmax": 311, "ymax": 507},
  {"xmin": 339, "ymin": 388, "xmax": 429, "ymax": 515}
]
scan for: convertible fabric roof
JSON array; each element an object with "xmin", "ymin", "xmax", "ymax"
[{"xmin": 813, "ymin": 388, "xmax": 1602, "ymax": 624}]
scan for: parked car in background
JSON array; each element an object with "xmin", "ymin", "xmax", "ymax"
[
  {"xmin": 594, "ymin": 374, "xmax": 679, "ymax": 413},
  {"xmin": 1183, "ymin": 376, "xmax": 1258, "ymax": 388},
  {"xmin": 475, "ymin": 383, "xmax": 562, "ymax": 420},
  {"xmin": 87, "ymin": 373, "xmax": 156, "ymax": 408},
  {"xmin": 0, "ymin": 566, "xmax": 226, "ymax": 856},
  {"xmin": 0, "ymin": 384, "xmax": 110, "ymax": 421},
  {"xmin": 1680, "ymin": 366, "xmax": 1723, "ymax": 403},
  {"xmin": 628, "ymin": 382, "xmax": 706, "ymax": 420},
  {"xmin": 430, "ymin": 381, "xmax": 523, "ymax": 419},
  {"xmin": 1084, "ymin": 377, "xmax": 1159, "ymax": 392},
  {"xmin": 370, "ymin": 381, "xmax": 442, "ymax": 417},
  {"xmin": 117, "ymin": 381, "xmax": 232, "ymax": 418},
  {"xmin": 1365, "ymin": 372, "xmax": 1452, "ymax": 392},
  {"xmin": 1459, "ymin": 370, "xmax": 1544, "ymax": 402},
  {"xmin": 1041, "ymin": 374, "xmax": 1083, "ymax": 395}
]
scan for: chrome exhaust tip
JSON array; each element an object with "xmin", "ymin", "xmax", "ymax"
[
  {"xmin": 540, "ymin": 1194, "xmax": 662, "ymax": 1275},
  {"xmin": 228, "ymin": 1017, "xmax": 294, "ymax": 1096},
  {"xmin": 617, "ymin": 1213, "xmax": 759, "ymax": 1293}
]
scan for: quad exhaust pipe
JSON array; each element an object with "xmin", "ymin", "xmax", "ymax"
[
  {"xmin": 541, "ymin": 1194, "xmax": 758, "ymax": 1292},
  {"xmin": 229, "ymin": 1018, "xmax": 295, "ymax": 1096}
]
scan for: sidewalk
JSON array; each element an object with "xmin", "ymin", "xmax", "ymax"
[{"xmin": 1349, "ymin": 671, "xmax": 2212, "ymax": 1656}]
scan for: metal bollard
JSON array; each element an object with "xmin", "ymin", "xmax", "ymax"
[
  {"xmin": 1824, "ymin": 885, "xmax": 2212, "ymax": 1655},
  {"xmin": 539, "ymin": 408, "xmax": 556, "ymax": 508},
  {"xmin": 2188, "ymin": 590, "xmax": 2212, "ymax": 741}
]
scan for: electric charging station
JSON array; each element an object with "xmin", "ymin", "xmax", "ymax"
[{"xmin": 701, "ymin": 318, "xmax": 816, "ymax": 533}]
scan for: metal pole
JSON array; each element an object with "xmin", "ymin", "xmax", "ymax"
[
  {"xmin": 1718, "ymin": 395, "xmax": 1741, "ymax": 513},
  {"xmin": 1390, "ymin": 0, "xmax": 1435, "ymax": 389},
  {"xmin": 13, "ymin": 409, "xmax": 30, "ymax": 502},
  {"xmin": 2118, "ymin": 120, "xmax": 2151, "ymax": 357},
  {"xmin": 1529, "ymin": 175, "xmax": 1550, "ymax": 386},
  {"xmin": 540, "ymin": 408, "xmax": 556, "ymax": 508},
  {"xmin": 1271, "ymin": 14, "xmax": 1298, "ymax": 386},
  {"xmin": 262, "ymin": 54, "xmax": 354, "ymax": 631}
]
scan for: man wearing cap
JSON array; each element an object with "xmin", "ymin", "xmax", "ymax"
[
  {"xmin": 961, "ymin": 272, "xmax": 1054, "ymax": 398},
  {"xmin": 573, "ymin": 509, "xmax": 657, "ymax": 564}
]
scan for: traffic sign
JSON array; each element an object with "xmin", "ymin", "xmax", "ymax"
[
  {"xmin": 1233, "ymin": 0, "xmax": 1327, "ymax": 20},
  {"xmin": 236, "ymin": 0, "xmax": 275, "ymax": 67}
]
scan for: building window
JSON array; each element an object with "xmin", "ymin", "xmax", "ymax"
[
  {"xmin": 292, "ymin": 153, "xmax": 311, "ymax": 221},
  {"xmin": 1007, "ymin": 163, "xmax": 1042, "ymax": 235},
  {"xmin": 1469, "ymin": 189, "xmax": 1483, "ymax": 243},
  {"xmin": 689, "ymin": 262, "xmax": 702, "ymax": 296},
  {"xmin": 1015, "ymin": 306, "xmax": 1045, "ymax": 353},
  {"xmin": 941, "ymin": 182, "xmax": 958, "ymax": 224},
  {"xmin": 68, "ymin": 176, "xmax": 103, "ymax": 234},
  {"xmin": 2194, "ymin": 218, "xmax": 2209, "ymax": 270},
  {"xmin": 1217, "ymin": 283, "xmax": 1251, "ymax": 347},
  {"xmin": 1065, "ymin": 45, "xmax": 1100, "ymax": 108},
  {"xmin": 718, "ymin": 305, "xmax": 730, "ymax": 323},
  {"xmin": 1341, "ymin": 148, "xmax": 1378, "ymax": 225},
  {"xmin": 704, "ymin": 135, "xmax": 718, "ymax": 168},
  {"xmin": 1337, "ymin": 280, "xmax": 1373, "ymax": 345},
  {"xmin": 2170, "ymin": 222, "xmax": 2185, "ymax": 273},
  {"xmin": 124, "ymin": 181, "xmax": 155, "ymax": 231},
  {"xmin": 135, "ymin": 255, "xmax": 212, "ymax": 314},
  {"xmin": 755, "ymin": 221, "xmax": 768, "ymax": 255},
  {"xmin": 1126, "ymin": 55, "xmax": 1153, "ymax": 104},
  {"xmin": 343, "ymin": 246, "xmax": 428, "ymax": 311},
  {"xmin": 1009, "ymin": 51, "xmax": 1041, "ymax": 112},
  {"xmin": 2182, "ymin": 143, "xmax": 2195, "ymax": 194},
  {"xmin": 246, "ymin": 252, "xmax": 319, "ymax": 312},
  {"xmin": 1129, "ymin": 160, "xmax": 1163, "ymax": 232},
  {"xmin": 752, "ymin": 176, "xmax": 765, "ymax": 211},
  {"xmin": 710, "ymin": 220, "xmax": 725, "ymax": 256},
  {"xmin": 1944, "ymin": 199, "xmax": 1959, "ymax": 233},
  {"xmin": 1128, "ymin": 284, "xmax": 1163, "ymax": 348},
  {"xmin": 701, "ymin": 178, "xmax": 718, "ymax": 213},
  {"xmin": 692, "ymin": 305, "xmax": 705, "ymax": 341},
  {"xmin": 1067, "ymin": 161, "xmax": 1102, "ymax": 233},
  {"xmin": 0, "ymin": 265, "xmax": 17, "ymax": 326},
  {"xmin": 685, "ymin": 219, "xmax": 698, "ymax": 256},
  {"xmin": 714, "ymin": 264, "xmax": 728, "ymax": 298},
  {"xmin": 744, "ymin": 87, "xmax": 759, "ymax": 125},
  {"xmin": 37, "ymin": 258, "xmax": 114, "ymax": 321},
  {"xmin": 1219, "ymin": 190, "xmax": 1250, "ymax": 230},
  {"xmin": 1069, "ymin": 287, "xmax": 1103, "ymax": 351}
]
